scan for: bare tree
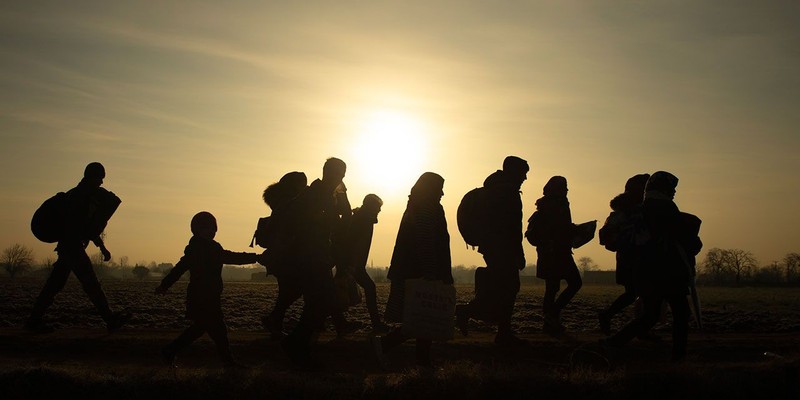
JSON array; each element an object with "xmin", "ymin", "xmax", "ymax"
[
  {"xmin": 578, "ymin": 256, "xmax": 598, "ymax": 275},
  {"xmin": 724, "ymin": 249, "xmax": 757, "ymax": 285},
  {"xmin": 784, "ymin": 253, "xmax": 800, "ymax": 284},
  {"xmin": 2, "ymin": 244, "xmax": 35, "ymax": 279},
  {"xmin": 701, "ymin": 248, "xmax": 731, "ymax": 284}
]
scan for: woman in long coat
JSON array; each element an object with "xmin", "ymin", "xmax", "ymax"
[
  {"xmin": 373, "ymin": 172, "xmax": 453, "ymax": 368},
  {"xmin": 531, "ymin": 176, "xmax": 582, "ymax": 335}
]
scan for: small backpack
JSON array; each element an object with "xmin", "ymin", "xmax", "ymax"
[
  {"xmin": 249, "ymin": 216, "xmax": 273, "ymax": 248},
  {"xmin": 524, "ymin": 211, "xmax": 544, "ymax": 246},
  {"xmin": 456, "ymin": 187, "xmax": 488, "ymax": 248},
  {"xmin": 31, "ymin": 192, "xmax": 69, "ymax": 243}
]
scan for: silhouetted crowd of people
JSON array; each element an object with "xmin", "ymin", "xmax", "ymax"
[{"xmin": 24, "ymin": 159, "xmax": 703, "ymax": 369}]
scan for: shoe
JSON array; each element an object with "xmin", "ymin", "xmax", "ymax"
[
  {"xmin": 223, "ymin": 360, "xmax": 251, "ymax": 370},
  {"xmin": 370, "ymin": 336, "xmax": 388, "ymax": 370},
  {"xmin": 494, "ymin": 333, "xmax": 528, "ymax": 347},
  {"xmin": 637, "ymin": 331, "xmax": 662, "ymax": 342},
  {"xmin": 543, "ymin": 321, "xmax": 566, "ymax": 337},
  {"xmin": 543, "ymin": 311, "xmax": 565, "ymax": 336},
  {"xmin": 261, "ymin": 315, "xmax": 286, "ymax": 341},
  {"xmin": 161, "ymin": 347, "xmax": 177, "ymax": 368},
  {"xmin": 335, "ymin": 320, "xmax": 361, "ymax": 338},
  {"xmin": 455, "ymin": 305, "xmax": 469, "ymax": 336},
  {"xmin": 371, "ymin": 320, "xmax": 391, "ymax": 334},
  {"xmin": 106, "ymin": 311, "xmax": 132, "ymax": 333},
  {"xmin": 598, "ymin": 312, "xmax": 611, "ymax": 336},
  {"xmin": 282, "ymin": 337, "xmax": 312, "ymax": 369},
  {"xmin": 23, "ymin": 319, "xmax": 55, "ymax": 334}
]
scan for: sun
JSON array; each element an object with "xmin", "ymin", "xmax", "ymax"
[{"xmin": 349, "ymin": 109, "xmax": 428, "ymax": 197}]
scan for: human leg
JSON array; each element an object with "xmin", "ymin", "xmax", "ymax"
[
  {"xmin": 27, "ymin": 257, "xmax": 72, "ymax": 329},
  {"xmin": 599, "ymin": 285, "xmax": 636, "ymax": 334},
  {"xmin": 667, "ymin": 293, "xmax": 690, "ymax": 361}
]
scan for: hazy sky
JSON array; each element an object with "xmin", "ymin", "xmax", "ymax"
[{"xmin": 2, "ymin": 1, "xmax": 799, "ymax": 270}]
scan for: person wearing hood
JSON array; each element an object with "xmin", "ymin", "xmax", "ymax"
[
  {"xmin": 259, "ymin": 171, "xmax": 308, "ymax": 340},
  {"xmin": 605, "ymin": 171, "xmax": 702, "ymax": 361},
  {"xmin": 529, "ymin": 176, "xmax": 582, "ymax": 335},
  {"xmin": 597, "ymin": 173, "xmax": 650, "ymax": 334},
  {"xmin": 374, "ymin": 172, "xmax": 453, "ymax": 368},
  {"xmin": 456, "ymin": 156, "xmax": 530, "ymax": 346}
]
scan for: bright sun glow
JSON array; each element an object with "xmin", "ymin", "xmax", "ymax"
[{"xmin": 349, "ymin": 109, "xmax": 428, "ymax": 197}]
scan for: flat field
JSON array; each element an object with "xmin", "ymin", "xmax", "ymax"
[{"xmin": 1, "ymin": 278, "xmax": 798, "ymax": 399}]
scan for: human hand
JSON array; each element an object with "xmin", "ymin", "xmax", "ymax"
[{"xmin": 101, "ymin": 247, "xmax": 112, "ymax": 262}]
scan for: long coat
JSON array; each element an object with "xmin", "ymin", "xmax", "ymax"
[
  {"xmin": 532, "ymin": 195, "xmax": 578, "ymax": 280},
  {"xmin": 385, "ymin": 198, "xmax": 453, "ymax": 322}
]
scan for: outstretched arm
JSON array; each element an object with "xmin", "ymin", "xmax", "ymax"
[
  {"xmin": 155, "ymin": 250, "xmax": 194, "ymax": 294},
  {"xmin": 222, "ymin": 250, "xmax": 260, "ymax": 265}
]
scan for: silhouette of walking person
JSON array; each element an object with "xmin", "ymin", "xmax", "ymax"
[
  {"xmin": 598, "ymin": 173, "xmax": 650, "ymax": 334},
  {"xmin": 155, "ymin": 211, "xmax": 261, "ymax": 368},
  {"xmin": 25, "ymin": 162, "xmax": 131, "ymax": 333},
  {"xmin": 336, "ymin": 194, "xmax": 389, "ymax": 332},
  {"xmin": 605, "ymin": 172, "xmax": 702, "ymax": 361},
  {"xmin": 258, "ymin": 172, "xmax": 308, "ymax": 340},
  {"xmin": 280, "ymin": 157, "xmax": 351, "ymax": 368},
  {"xmin": 456, "ymin": 156, "xmax": 530, "ymax": 346},
  {"xmin": 526, "ymin": 176, "xmax": 582, "ymax": 336},
  {"xmin": 372, "ymin": 172, "xmax": 453, "ymax": 368}
]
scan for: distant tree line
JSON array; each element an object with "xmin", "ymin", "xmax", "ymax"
[
  {"xmin": 4, "ymin": 242, "xmax": 800, "ymax": 287},
  {"xmin": 698, "ymin": 248, "xmax": 800, "ymax": 286}
]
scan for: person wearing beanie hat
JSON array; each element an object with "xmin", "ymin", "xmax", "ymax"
[
  {"xmin": 25, "ymin": 162, "xmax": 130, "ymax": 334},
  {"xmin": 456, "ymin": 156, "xmax": 530, "ymax": 347},
  {"xmin": 156, "ymin": 211, "xmax": 261, "ymax": 368},
  {"xmin": 598, "ymin": 173, "xmax": 650, "ymax": 335},
  {"xmin": 606, "ymin": 171, "xmax": 702, "ymax": 361},
  {"xmin": 528, "ymin": 176, "xmax": 582, "ymax": 336}
]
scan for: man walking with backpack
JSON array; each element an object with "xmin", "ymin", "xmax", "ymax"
[
  {"xmin": 456, "ymin": 156, "xmax": 529, "ymax": 347},
  {"xmin": 25, "ymin": 162, "xmax": 130, "ymax": 333}
]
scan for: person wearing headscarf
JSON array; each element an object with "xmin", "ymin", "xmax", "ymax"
[{"xmin": 373, "ymin": 172, "xmax": 453, "ymax": 368}]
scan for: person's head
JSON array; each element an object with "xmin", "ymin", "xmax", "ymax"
[
  {"xmin": 543, "ymin": 176, "xmax": 568, "ymax": 197},
  {"xmin": 190, "ymin": 211, "xmax": 217, "ymax": 240},
  {"xmin": 361, "ymin": 194, "xmax": 383, "ymax": 215},
  {"xmin": 502, "ymin": 156, "xmax": 529, "ymax": 186},
  {"xmin": 82, "ymin": 162, "xmax": 105, "ymax": 187},
  {"xmin": 624, "ymin": 173, "xmax": 650, "ymax": 199},
  {"xmin": 279, "ymin": 171, "xmax": 307, "ymax": 195},
  {"xmin": 645, "ymin": 171, "xmax": 679, "ymax": 200},
  {"xmin": 322, "ymin": 158, "xmax": 346, "ymax": 186},
  {"xmin": 410, "ymin": 172, "xmax": 445, "ymax": 202}
]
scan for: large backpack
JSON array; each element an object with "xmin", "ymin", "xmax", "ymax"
[
  {"xmin": 31, "ymin": 192, "xmax": 69, "ymax": 243},
  {"xmin": 456, "ymin": 187, "xmax": 488, "ymax": 248},
  {"xmin": 599, "ymin": 207, "xmax": 649, "ymax": 252}
]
